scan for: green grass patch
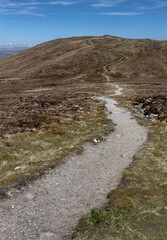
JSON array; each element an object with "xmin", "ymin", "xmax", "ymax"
[
  {"xmin": 0, "ymin": 101, "xmax": 114, "ymax": 189},
  {"xmin": 72, "ymin": 119, "xmax": 167, "ymax": 239}
]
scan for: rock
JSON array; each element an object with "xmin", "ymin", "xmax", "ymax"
[
  {"xmin": 40, "ymin": 232, "xmax": 54, "ymax": 240},
  {"xmin": 123, "ymin": 95, "xmax": 131, "ymax": 99},
  {"xmin": 93, "ymin": 139, "xmax": 98, "ymax": 143},
  {"xmin": 120, "ymin": 154, "xmax": 126, "ymax": 158},
  {"xmin": 26, "ymin": 193, "xmax": 34, "ymax": 200},
  {"xmin": 104, "ymin": 95, "xmax": 110, "ymax": 99},
  {"xmin": 0, "ymin": 207, "xmax": 5, "ymax": 213},
  {"xmin": 0, "ymin": 191, "xmax": 8, "ymax": 199},
  {"xmin": 15, "ymin": 166, "xmax": 21, "ymax": 171}
]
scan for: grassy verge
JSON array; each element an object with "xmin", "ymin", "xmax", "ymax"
[
  {"xmin": 0, "ymin": 100, "xmax": 114, "ymax": 191},
  {"xmin": 72, "ymin": 109, "xmax": 167, "ymax": 239}
]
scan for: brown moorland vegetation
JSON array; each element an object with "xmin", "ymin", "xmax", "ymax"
[
  {"xmin": 0, "ymin": 36, "xmax": 166, "ymax": 137},
  {"xmin": 0, "ymin": 36, "xmax": 167, "ymax": 239},
  {"xmin": 0, "ymin": 35, "xmax": 166, "ymax": 188}
]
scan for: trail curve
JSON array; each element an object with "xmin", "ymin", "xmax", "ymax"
[{"xmin": 0, "ymin": 39, "xmax": 147, "ymax": 240}]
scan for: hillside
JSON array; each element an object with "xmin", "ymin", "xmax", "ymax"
[
  {"xmin": 0, "ymin": 35, "xmax": 167, "ymax": 239},
  {"xmin": 0, "ymin": 35, "xmax": 166, "ymax": 138}
]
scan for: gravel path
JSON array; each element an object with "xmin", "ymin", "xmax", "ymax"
[
  {"xmin": 0, "ymin": 92, "xmax": 147, "ymax": 240},
  {"xmin": 0, "ymin": 55, "xmax": 147, "ymax": 239}
]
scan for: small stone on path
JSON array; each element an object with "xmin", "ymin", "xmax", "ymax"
[
  {"xmin": 26, "ymin": 193, "xmax": 34, "ymax": 200},
  {"xmin": 40, "ymin": 232, "xmax": 54, "ymax": 240},
  {"xmin": 0, "ymin": 208, "xmax": 4, "ymax": 213}
]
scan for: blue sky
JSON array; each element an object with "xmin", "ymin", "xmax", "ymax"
[{"xmin": 0, "ymin": 0, "xmax": 167, "ymax": 45}]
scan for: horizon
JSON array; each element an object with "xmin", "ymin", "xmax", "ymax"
[
  {"xmin": 1, "ymin": 33, "xmax": 167, "ymax": 49},
  {"xmin": 0, "ymin": 0, "xmax": 167, "ymax": 45}
]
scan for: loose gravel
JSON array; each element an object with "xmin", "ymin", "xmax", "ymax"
[
  {"xmin": 0, "ymin": 57, "xmax": 147, "ymax": 240},
  {"xmin": 0, "ymin": 89, "xmax": 147, "ymax": 239}
]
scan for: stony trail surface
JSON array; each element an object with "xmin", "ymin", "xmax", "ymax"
[
  {"xmin": 0, "ymin": 94, "xmax": 147, "ymax": 239},
  {"xmin": 0, "ymin": 50, "xmax": 147, "ymax": 239}
]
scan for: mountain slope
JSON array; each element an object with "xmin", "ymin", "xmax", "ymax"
[{"xmin": 0, "ymin": 35, "xmax": 166, "ymax": 138}]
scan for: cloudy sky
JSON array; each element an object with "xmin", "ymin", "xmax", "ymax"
[{"xmin": 0, "ymin": 0, "xmax": 167, "ymax": 45}]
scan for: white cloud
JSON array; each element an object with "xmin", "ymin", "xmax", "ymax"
[
  {"xmin": 1, "ymin": 8, "xmax": 45, "ymax": 17},
  {"xmin": 49, "ymin": 1, "xmax": 77, "ymax": 5},
  {"xmin": 99, "ymin": 11, "xmax": 145, "ymax": 16},
  {"xmin": 0, "ymin": 0, "xmax": 78, "ymax": 17},
  {"xmin": 135, "ymin": 0, "xmax": 167, "ymax": 10},
  {"xmin": 91, "ymin": 0, "xmax": 125, "ymax": 7},
  {"xmin": 0, "ymin": 1, "xmax": 77, "ymax": 7}
]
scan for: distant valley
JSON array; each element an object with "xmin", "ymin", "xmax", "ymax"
[
  {"xmin": 0, "ymin": 49, "xmax": 26, "ymax": 60},
  {"xmin": 0, "ymin": 44, "xmax": 29, "ymax": 60}
]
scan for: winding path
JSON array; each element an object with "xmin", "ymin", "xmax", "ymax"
[{"xmin": 0, "ymin": 41, "xmax": 147, "ymax": 240}]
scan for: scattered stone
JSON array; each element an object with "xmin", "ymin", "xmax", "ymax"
[
  {"xmin": 0, "ymin": 89, "xmax": 148, "ymax": 239},
  {"xmin": 40, "ymin": 232, "xmax": 54, "ymax": 240},
  {"xmin": 123, "ymin": 95, "xmax": 131, "ymax": 99},
  {"xmin": 104, "ymin": 95, "xmax": 111, "ymax": 99},
  {"xmin": 0, "ymin": 207, "xmax": 5, "ymax": 213},
  {"xmin": 120, "ymin": 154, "xmax": 126, "ymax": 158},
  {"xmin": 0, "ymin": 191, "xmax": 8, "ymax": 199},
  {"xmin": 11, "ymin": 205, "xmax": 15, "ymax": 209},
  {"xmin": 144, "ymin": 116, "xmax": 152, "ymax": 120},
  {"xmin": 93, "ymin": 139, "xmax": 98, "ymax": 143},
  {"xmin": 145, "ymin": 98, "xmax": 152, "ymax": 103},
  {"xmin": 26, "ymin": 193, "xmax": 34, "ymax": 200},
  {"xmin": 15, "ymin": 166, "xmax": 21, "ymax": 171}
]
